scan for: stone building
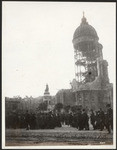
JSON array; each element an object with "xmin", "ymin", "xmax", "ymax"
[
  {"xmin": 70, "ymin": 13, "xmax": 113, "ymax": 111},
  {"xmin": 55, "ymin": 89, "xmax": 75, "ymax": 106}
]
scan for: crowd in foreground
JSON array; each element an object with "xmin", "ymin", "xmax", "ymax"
[{"xmin": 6, "ymin": 105, "xmax": 113, "ymax": 133}]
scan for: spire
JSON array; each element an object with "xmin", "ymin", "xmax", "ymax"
[
  {"xmin": 44, "ymin": 84, "xmax": 50, "ymax": 95},
  {"xmin": 45, "ymin": 84, "xmax": 49, "ymax": 92},
  {"xmin": 81, "ymin": 11, "xmax": 88, "ymax": 25}
]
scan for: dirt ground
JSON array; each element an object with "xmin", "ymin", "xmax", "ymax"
[{"xmin": 5, "ymin": 127, "xmax": 113, "ymax": 146}]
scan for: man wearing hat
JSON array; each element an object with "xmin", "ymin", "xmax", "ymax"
[{"xmin": 106, "ymin": 104, "xmax": 113, "ymax": 133}]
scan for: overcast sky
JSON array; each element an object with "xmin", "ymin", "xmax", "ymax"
[{"xmin": 2, "ymin": 2, "xmax": 116, "ymax": 98}]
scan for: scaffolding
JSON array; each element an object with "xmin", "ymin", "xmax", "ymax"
[{"xmin": 74, "ymin": 41, "xmax": 98, "ymax": 83}]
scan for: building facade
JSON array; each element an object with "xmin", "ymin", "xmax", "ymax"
[
  {"xmin": 70, "ymin": 13, "xmax": 113, "ymax": 111},
  {"xmin": 55, "ymin": 89, "xmax": 75, "ymax": 106}
]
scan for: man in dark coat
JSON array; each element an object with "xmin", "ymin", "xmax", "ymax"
[
  {"xmin": 82, "ymin": 109, "xmax": 89, "ymax": 130},
  {"xmin": 30, "ymin": 113, "xmax": 36, "ymax": 129},
  {"xmin": 99, "ymin": 108, "xmax": 105, "ymax": 131},
  {"xmin": 25, "ymin": 110, "xmax": 30, "ymax": 130},
  {"xmin": 95, "ymin": 111, "xmax": 101, "ymax": 130},
  {"xmin": 77, "ymin": 110, "xmax": 82, "ymax": 130},
  {"xmin": 68, "ymin": 112, "xmax": 73, "ymax": 127},
  {"xmin": 106, "ymin": 104, "xmax": 113, "ymax": 133}
]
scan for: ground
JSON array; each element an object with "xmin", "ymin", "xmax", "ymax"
[{"xmin": 5, "ymin": 126, "xmax": 113, "ymax": 146}]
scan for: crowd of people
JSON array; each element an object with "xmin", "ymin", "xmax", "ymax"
[{"xmin": 6, "ymin": 105, "xmax": 113, "ymax": 133}]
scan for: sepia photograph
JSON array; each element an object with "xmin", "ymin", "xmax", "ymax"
[{"xmin": 2, "ymin": 1, "xmax": 116, "ymax": 149}]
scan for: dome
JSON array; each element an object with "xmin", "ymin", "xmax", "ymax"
[{"xmin": 73, "ymin": 16, "xmax": 99, "ymax": 42}]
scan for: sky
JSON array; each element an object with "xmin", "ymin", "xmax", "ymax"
[{"xmin": 2, "ymin": 2, "xmax": 116, "ymax": 98}]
